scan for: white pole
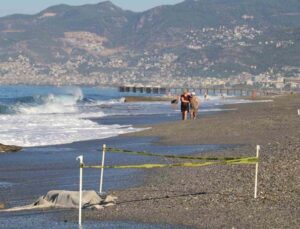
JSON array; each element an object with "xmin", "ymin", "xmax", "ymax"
[
  {"xmin": 254, "ymin": 145, "xmax": 260, "ymax": 199},
  {"xmin": 99, "ymin": 144, "xmax": 106, "ymax": 194},
  {"xmin": 76, "ymin": 155, "xmax": 83, "ymax": 226},
  {"xmin": 297, "ymin": 109, "xmax": 300, "ymax": 116}
]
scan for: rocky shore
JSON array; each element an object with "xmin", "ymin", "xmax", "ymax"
[
  {"xmin": 68, "ymin": 94, "xmax": 299, "ymax": 228},
  {"xmin": 0, "ymin": 143, "xmax": 22, "ymax": 153}
]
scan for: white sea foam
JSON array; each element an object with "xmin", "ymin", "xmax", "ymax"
[
  {"xmin": 0, "ymin": 113, "xmax": 142, "ymax": 147},
  {"xmin": 12, "ymin": 90, "xmax": 83, "ymax": 115},
  {"xmin": 64, "ymin": 87, "xmax": 83, "ymax": 101},
  {"xmin": 15, "ymin": 103, "xmax": 78, "ymax": 114},
  {"xmin": 0, "ymin": 88, "xmax": 143, "ymax": 147}
]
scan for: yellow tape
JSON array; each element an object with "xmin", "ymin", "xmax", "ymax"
[
  {"xmin": 106, "ymin": 147, "xmax": 254, "ymax": 161},
  {"xmin": 82, "ymin": 157, "xmax": 257, "ymax": 170}
]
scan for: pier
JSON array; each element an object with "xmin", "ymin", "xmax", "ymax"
[{"xmin": 118, "ymin": 85, "xmax": 276, "ymax": 96}]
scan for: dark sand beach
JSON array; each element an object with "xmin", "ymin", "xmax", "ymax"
[{"xmin": 77, "ymin": 94, "xmax": 300, "ymax": 228}]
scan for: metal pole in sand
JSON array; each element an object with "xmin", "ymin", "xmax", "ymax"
[
  {"xmin": 99, "ymin": 144, "xmax": 106, "ymax": 194},
  {"xmin": 254, "ymin": 145, "xmax": 260, "ymax": 199},
  {"xmin": 76, "ymin": 155, "xmax": 83, "ymax": 226}
]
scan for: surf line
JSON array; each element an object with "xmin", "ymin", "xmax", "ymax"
[{"xmin": 75, "ymin": 145, "xmax": 261, "ymax": 226}]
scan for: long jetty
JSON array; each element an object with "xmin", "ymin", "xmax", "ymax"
[{"xmin": 118, "ymin": 85, "xmax": 277, "ymax": 96}]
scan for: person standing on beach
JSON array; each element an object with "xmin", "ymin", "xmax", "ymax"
[
  {"xmin": 204, "ymin": 92, "xmax": 208, "ymax": 100},
  {"xmin": 180, "ymin": 90, "xmax": 190, "ymax": 120},
  {"xmin": 190, "ymin": 92, "xmax": 200, "ymax": 120},
  {"xmin": 171, "ymin": 95, "xmax": 180, "ymax": 110}
]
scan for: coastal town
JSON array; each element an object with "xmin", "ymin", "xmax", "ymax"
[{"xmin": 0, "ymin": 53, "xmax": 299, "ymax": 91}]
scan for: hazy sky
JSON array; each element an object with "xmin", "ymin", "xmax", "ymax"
[{"xmin": 0, "ymin": 0, "xmax": 184, "ymax": 17}]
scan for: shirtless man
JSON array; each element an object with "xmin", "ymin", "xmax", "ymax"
[{"xmin": 180, "ymin": 90, "xmax": 190, "ymax": 120}]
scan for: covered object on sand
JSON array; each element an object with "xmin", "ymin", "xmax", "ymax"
[{"xmin": 1, "ymin": 190, "xmax": 117, "ymax": 212}]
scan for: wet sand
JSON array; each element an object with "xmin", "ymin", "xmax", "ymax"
[
  {"xmin": 124, "ymin": 96, "xmax": 174, "ymax": 103},
  {"xmin": 80, "ymin": 94, "xmax": 300, "ymax": 228}
]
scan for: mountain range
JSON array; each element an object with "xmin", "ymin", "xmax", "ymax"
[{"xmin": 0, "ymin": 0, "xmax": 300, "ymax": 84}]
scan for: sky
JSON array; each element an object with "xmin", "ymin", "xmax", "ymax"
[{"xmin": 0, "ymin": 0, "xmax": 184, "ymax": 17}]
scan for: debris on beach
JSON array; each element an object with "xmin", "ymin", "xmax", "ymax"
[
  {"xmin": 1, "ymin": 190, "xmax": 117, "ymax": 212},
  {"xmin": 0, "ymin": 143, "xmax": 22, "ymax": 153}
]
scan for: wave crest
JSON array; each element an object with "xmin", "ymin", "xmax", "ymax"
[{"xmin": 11, "ymin": 89, "xmax": 84, "ymax": 115}]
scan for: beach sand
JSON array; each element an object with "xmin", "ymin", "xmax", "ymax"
[
  {"xmin": 124, "ymin": 96, "xmax": 174, "ymax": 103},
  {"xmin": 78, "ymin": 94, "xmax": 300, "ymax": 228}
]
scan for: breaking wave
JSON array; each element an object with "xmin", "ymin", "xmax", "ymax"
[
  {"xmin": 0, "ymin": 88, "xmax": 141, "ymax": 147},
  {"xmin": 1, "ymin": 89, "xmax": 83, "ymax": 115}
]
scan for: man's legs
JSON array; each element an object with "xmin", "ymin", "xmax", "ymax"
[{"xmin": 182, "ymin": 111, "xmax": 187, "ymax": 120}]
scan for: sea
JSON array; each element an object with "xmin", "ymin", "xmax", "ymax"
[
  {"xmin": 0, "ymin": 85, "xmax": 242, "ymax": 147},
  {"xmin": 0, "ymin": 85, "xmax": 254, "ymax": 228}
]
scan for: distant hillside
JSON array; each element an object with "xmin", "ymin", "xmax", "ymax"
[{"xmin": 0, "ymin": 0, "xmax": 300, "ymax": 83}]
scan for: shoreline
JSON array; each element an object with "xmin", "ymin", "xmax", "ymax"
[
  {"xmin": 124, "ymin": 96, "xmax": 175, "ymax": 103},
  {"xmin": 78, "ymin": 94, "xmax": 300, "ymax": 228}
]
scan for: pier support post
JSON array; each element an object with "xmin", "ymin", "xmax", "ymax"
[
  {"xmin": 160, "ymin": 88, "xmax": 166, "ymax": 94},
  {"xmin": 119, "ymin": 86, "xmax": 125, "ymax": 92},
  {"xmin": 99, "ymin": 144, "xmax": 106, "ymax": 194}
]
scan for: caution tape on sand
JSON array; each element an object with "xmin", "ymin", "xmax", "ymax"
[
  {"xmin": 82, "ymin": 157, "xmax": 257, "ymax": 170},
  {"xmin": 106, "ymin": 147, "xmax": 254, "ymax": 162}
]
